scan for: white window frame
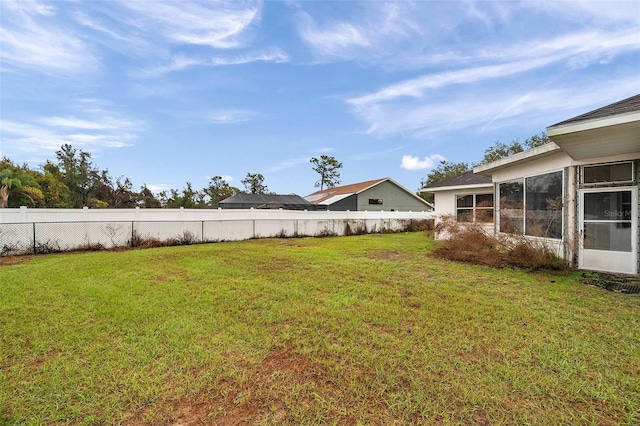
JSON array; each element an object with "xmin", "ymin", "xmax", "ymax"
[
  {"xmin": 455, "ymin": 193, "xmax": 494, "ymax": 223},
  {"xmin": 497, "ymin": 169, "xmax": 565, "ymax": 240}
]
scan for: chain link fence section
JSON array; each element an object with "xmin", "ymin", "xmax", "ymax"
[{"xmin": 0, "ymin": 223, "xmax": 34, "ymax": 256}]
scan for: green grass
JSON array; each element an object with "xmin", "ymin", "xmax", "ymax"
[{"xmin": 1, "ymin": 233, "xmax": 639, "ymax": 425}]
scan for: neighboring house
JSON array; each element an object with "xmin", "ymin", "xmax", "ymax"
[
  {"xmin": 305, "ymin": 178, "xmax": 433, "ymax": 212},
  {"xmin": 420, "ymin": 171, "xmax": 493, "ymax": 223},
  {"xmin": 422, "ymin": 93, "xmax": 640, "ymax": 275},
  {"xmin": 218, "ymin": 193, "xmax": 317, "ymax": 210}
]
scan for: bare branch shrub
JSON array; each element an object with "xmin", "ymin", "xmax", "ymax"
[
  {"xmin": 344, "ymin": 220, "xmax": 367, "ymax": 236},
  {"xmin": 315, "ymin": 228, "xmax": 337, "ymax": 238},
  {"xmin": 402, "ymin": 219, "xmax": 435, "ymax": 235},
  {"xmin": 35, "ymin": 239, "xmax": 62, "ymax": 254},
  {"xmin": 178, "ymin": 230, "xmax": 198, "ymax": 245},
  {"xmin": 434, "ymin": 214, "xmax": 565, "ymax": 270},
  {"xmin": 103, "ymin": 223, "xmax": 125, "ymax": 248}
]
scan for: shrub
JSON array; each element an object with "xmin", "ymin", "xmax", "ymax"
[
  {"xmin": 402, "ymin": 219, "xmax": 435, "ymax": 234},
  {"xmin": 434, "ymin": 215, "xmax": 565, "ymax": 271},
  {"xmin": 178, "ymin": 230, "xmax": 198, "ymax": 245},
  {"xmin": 344, "ymin": 220, "xmax": 367, "ymax": 236},
  {"xmin": 315, "ymin": 228, "xmax": 337, "ymax": 238},
  {"xmin": 35, "ymin": 239, "xmax": 62, "ymax": 254}
]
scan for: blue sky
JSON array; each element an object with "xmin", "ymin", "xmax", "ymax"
[{"xmin": 1, "ymin": 0, "xmax": 639, "ymax": 197}]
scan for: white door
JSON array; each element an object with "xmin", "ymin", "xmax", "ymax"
[{"xmin": 579, "ymin": 187, "xmax": 638, "ymax": 274}]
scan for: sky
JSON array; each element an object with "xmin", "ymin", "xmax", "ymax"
[{"xmin": 1, "ymin": 0, "xmax": 639, "ymax": 197}]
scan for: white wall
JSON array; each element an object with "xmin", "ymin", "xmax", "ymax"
[
  {"xmin": 0, "ymin": 207, "xmax": 434, "ymax": 255},
  {"xmin": 433, "ymin": 187, "xmax": 493, "ymax": 217}
]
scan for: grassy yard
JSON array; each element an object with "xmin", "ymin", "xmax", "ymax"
[{"xmin": 1, "ymin": 233, "xmax": 639, "ymax": 425}]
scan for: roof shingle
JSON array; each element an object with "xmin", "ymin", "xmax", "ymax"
[
  {"xmin": 550, "ymin": 93, "xmax": 640, "ymax": 127},
  {"xmin": 422, "ymin": 171, "xmax": 491, "ymax": 189}
]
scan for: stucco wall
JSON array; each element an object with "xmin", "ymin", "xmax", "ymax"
[{"xmin": 432, "ymin": 187, "xmax": 493, "ymax": 217}]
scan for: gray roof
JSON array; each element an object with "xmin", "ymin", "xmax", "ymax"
[
  {"xmin": 422, "ymin": 171, "xmax": 491, "ymax": 189},
  {"xmin": 218, "ymin": 193, "xmax": 314, "ymax": 210},
  {"xmin": 550, "ymin": 93, "xmax": 640, "ymax": 127}
]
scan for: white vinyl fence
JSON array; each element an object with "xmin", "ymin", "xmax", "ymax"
[{"xmin": 0, "ymin": 207, "xmax": 434, "ymax": 256}]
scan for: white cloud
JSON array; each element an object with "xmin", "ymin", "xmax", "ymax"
[
  {"xmin": 135, "ymin": 55, "xmax": 206, "ymax": 78},
  {"xmin": 348, "ymin": 28, "xmax": 640, "ymax": 108},
  {"xmin": 268, "ymin": 156, "xmax": 310, "ymax": 173},
  {"xmin": 145, "ymin": 183, "xmax": 173, "ymax": 194},
  {"xmin": 209, "ymin": 110, "xmax": 258, "ymax": 124},
  {"xmin": 401, "ymin": 154, "xmax": 446, "ymax": 171},
  {"xmin": 526, "ymin": 0, "xmax": 640, "ymax": 26},
  {"xmin": 120, "ymin": 0, "xmax": 261, "ymax": 49},
  {"xmin": 1, "ymin": 106, "xmax": 143, "ymax": 157},
  {"xmin": 297, "ymin": 11, "xmax": 371, "ymax": 57},
  {"xmin": 0, "ymin": 3, "xmax": 98, "ymax": 73},
  {"xmin": 344, "ymin": 23, "xmax": 640, "ymax": 138},
  {"xmin": 2, "ymin": 0, "xmax": 56, "ymax": 16},
  {"xmin": 38, "ymin": 116, "xmax": 126, "ymax": 130},
  {"xmin": 348, "ymin": 77, "xmax": 640, "ymax": 139},
  {"xmin": 212, "ymin": 48, "xmax": 290, "ymax": 65}
]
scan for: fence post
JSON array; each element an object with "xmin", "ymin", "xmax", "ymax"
[
  {"xmin": 131, "ymin": 221, "xmax": 135, "ymax": 247},
  {"xmin": 32, "ymin": 222, "xmax": 36, "ymax": 254},
  {"xmin": 201, "ymin": 221, "xmax": 204, "ymax": 243}
]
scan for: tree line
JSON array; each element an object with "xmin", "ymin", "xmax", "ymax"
[
  {"xmin": 419, "ymin": 132, "xmax": 551, "ymax": 203},
  {"xmin": 0, "ymin": 145, "xmax": 345, "ymax": 209},
  {"xmin": 1, "ymin": 134, "xmax": 547, "ymax": 209}
]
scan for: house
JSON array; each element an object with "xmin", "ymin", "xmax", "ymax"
[
  {"xmin": 305, "ymin": 178, "xmax": 433, "ymax": 212},
  {"xmin": 217, "ymin": 193, "xmax": 317, "ymax": 210},
  {"xmin": 422, "ymin": 94, "xmax": 640, "ymax": 275},
  {"xmin": 420, "ymin": 171, "xmax": 493, "ymax": 223}
]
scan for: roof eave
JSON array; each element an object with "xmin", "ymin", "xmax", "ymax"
[
  {"xmin": 548, "ymin": 111, "xmax": 640, "ymax": 137},
  {"xmin": 420, "ymin": 183, "xmax": 493, "ymax": 193},
  {"xmin": 473, "ymin": 142, "xmax": 563, "ymax": 176}
]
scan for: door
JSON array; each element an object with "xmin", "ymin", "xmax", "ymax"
[{"xmin": 579, "ymin": 187, "xmax": 638, "ymax": 274}]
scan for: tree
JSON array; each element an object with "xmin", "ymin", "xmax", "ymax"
[
  {"xmin": 241, "ymin": 173, "xmax": 268, "ymax": 194},
  {"xmin": 418, "ymin": 161, "xmax": 471, "ymax": 204},
  {"xmin": 420, "ymin": 160, "xmax": 471, "ymax": 189},
  {"xmin": 203, "ymin": 176, "xmax": 235, "ymax": 207},
  {"xmin": 163, "ymin": 182, "xmax": 200, "ymax": 208},
  {"xmin": 136, "ymin": 185, "xmax": 162, "ymax": 208},
  {"xmin": 55, "ymin": 144, "xmax": 96, "ymax": 207},
  {"xmin": 310, "ymin": 155, "xmax": 343, "ymax": 190},
  {"xmin": 0, "ymin": 168, "xmax": 44, "ymax": 208},
  {"xmin": 478, "ymin": 132, "xmax": 551, "ymax": 165}
]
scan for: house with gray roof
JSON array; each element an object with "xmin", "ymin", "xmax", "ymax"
[
  {"xmin": 218, "ymin": 193, "xmax": 317, "ymax": 210},
  {"xmin": 421, "ymin": 171, "xmax": 494, "ymax": 224},
  {"xmin": 422, "ymin": 93, "xmax": 640, "ymax": 275}
]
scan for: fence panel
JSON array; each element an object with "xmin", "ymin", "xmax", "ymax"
[
  {"xmin": 133, "ymin": 221, "xmax": 203, "ymax": 244},
  {"xmin": 0, "ymin": 223, "xmax": 33, "ymax": 255},
  {"xmin": 211, "ymin": 220, "xmax": 254, "ymax": 242},
  {"xmin": 297, "ymin": 219, "xmax": 336, "ymax": 237},
  {"xmin": 254, "ymin": 219, "xmax": 297, "ymax": 238},
  {"xmin": 33, "ymin": 222, "xmax": 134, "ymax": 252}
]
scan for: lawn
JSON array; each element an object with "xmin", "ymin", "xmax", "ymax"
[{"xmin": 1, "ymin": 233, "xmax": 639, "ymax": 425}]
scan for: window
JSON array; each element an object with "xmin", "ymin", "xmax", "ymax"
[
  {"xmin": 456, "ymin": 193, "xmax": 494, "ymax": 223},
  {"xmin": 582, "ymin": 162, "xmax": 634, "ymax": 185},
  {"xmin": 499, "ymin": 180, "xmax": 524, "ymax": 233},
  {"xmin": 368, "ymin": 198, "xmax": 383, "ymax": 205},
  {"xmin": 583, "ymin": 191, "xmax": 632, "ymax": 252},
  {"xmin": 525, "ymin": 171, "xmax": 563, "ymax": 239},
  {"xmin": 499, "ymin": 171, "xmax": 563, "ymax": 239}
]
